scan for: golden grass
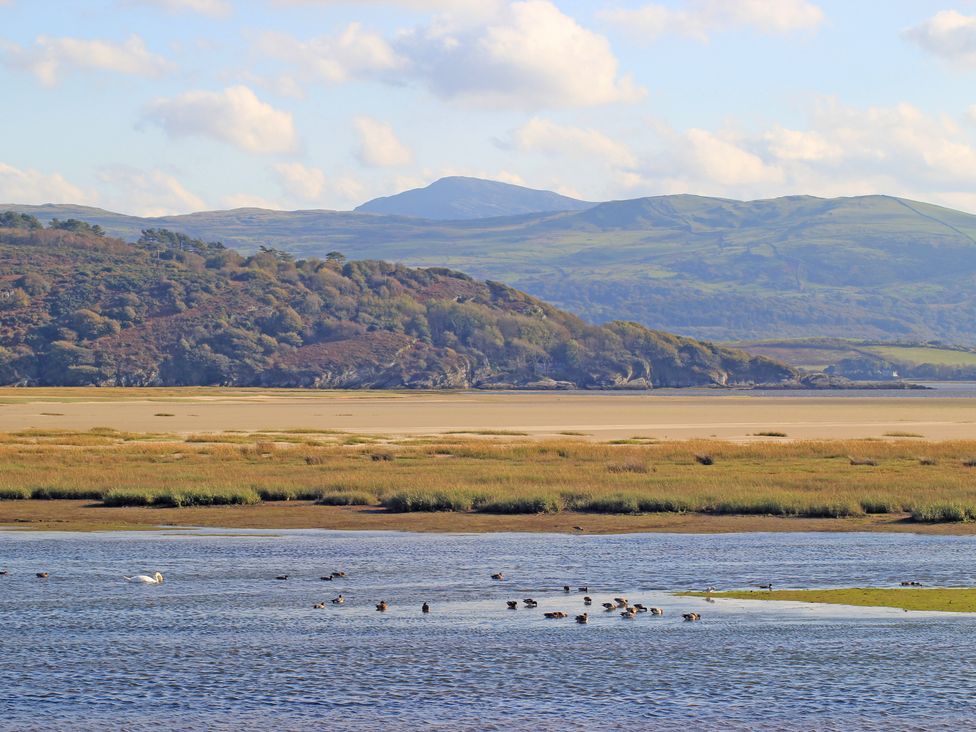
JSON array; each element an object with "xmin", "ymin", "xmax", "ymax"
[
  {"xmin": 681, "ymin": 588, "xmax": 976, "ymax": 613},
  {"xmin": 0, "ymin": 432, "xmax": 975, "ymax": 522}
]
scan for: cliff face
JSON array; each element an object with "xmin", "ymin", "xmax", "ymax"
[{"xmin": 0, "ymin": 224, "xmax": 795, "ymax": 389}]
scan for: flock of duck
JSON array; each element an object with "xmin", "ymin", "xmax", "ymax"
[
  {"xmin": 4, "ymin": 567, "xmax": 709, "ymax": 621},
  {"xmin": 308, "ymin": 572, "xmax": 705, "ymax": 622}
]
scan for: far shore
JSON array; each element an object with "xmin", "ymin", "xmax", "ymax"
[{"xmin": 5, "ymin": 500, "xmax": 976, "ymax": 535}]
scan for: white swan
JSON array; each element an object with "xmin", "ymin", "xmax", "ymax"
[{"xmin": 125, "ymin": 572, "xmax": 164, "ymax": 584}]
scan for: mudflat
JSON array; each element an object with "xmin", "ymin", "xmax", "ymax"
[
  {"xmin": 7, "ymin": 499, "xmax": 976, "ymax": 535},
  {"xmin": 0, "ymin": 387, "xmax": 974, "ymax": 441}
]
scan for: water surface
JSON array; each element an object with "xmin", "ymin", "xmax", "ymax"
[{"xmin": 2, "ymin": 530, "xmax": 975, "ymax": 730}]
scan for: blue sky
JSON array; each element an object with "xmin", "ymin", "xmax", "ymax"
[{"xmin": 2, "ymin": 0, "xmax": 976, "ymax": 214}]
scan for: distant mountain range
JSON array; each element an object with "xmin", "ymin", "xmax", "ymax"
[
  {"xmin": 354, "ymin": 176, "xmax": 593, "ymax": 219},
  {"xmin": 7, "ymin": 177, "xmax": 976, "ymax": 344},
  {"xmin": 0, "ymin": 218, "xmax": 792, "ymax": 388}
]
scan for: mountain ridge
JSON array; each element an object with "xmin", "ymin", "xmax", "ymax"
[{"xmin": 7, "ymin": 184, "xmax": 976, "ymax": 344}]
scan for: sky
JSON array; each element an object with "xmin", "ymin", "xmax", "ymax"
[{"xmin": 3, "ymin": 0, "xmax": 976, "ymax": 215}]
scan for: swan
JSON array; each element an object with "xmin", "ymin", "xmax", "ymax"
[{"xmin": 125, "ymin": 572, "xmax": 163, "ymax": 584}]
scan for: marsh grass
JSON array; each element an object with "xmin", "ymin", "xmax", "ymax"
[{"xmin": 4, "ymin": 432, "xmax": 976, "ymax": 521}]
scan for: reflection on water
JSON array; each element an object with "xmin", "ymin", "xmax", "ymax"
[{"xmin": 2, "ymin": 530, "xmax": 976, "ymax": 730}]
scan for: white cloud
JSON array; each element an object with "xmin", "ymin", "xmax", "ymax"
[
  {"xmin": 904, "ymin": 10, "xmax": 976, "ymax": 67},
  {"xmin": 275, "ymin": 162, "xmax": 326, "ymax": 200},
  {"xmin": 259, "ymin": 23, "xmax": 404, "ymax": 84},
  {"xmin": 600, "ymin": 0, "xmax": 823, "ymax": 42},
  {"xmin": 126, "ymin": 0, "xmax": 231, "ymax": 17},
  {"xmin": 142, "ymin": 85, "xmax": 299, "ymax": 154},
  {"xmin": 273, "ymin": 162, "xmax": 366, "ymax": 206},
  {"xmin": 509, "ymin": 117, "xmax": 637, "ymax": 168},
  {"xmin": 354, "ymin": 117, "xmax": 413, "ymax": 167},
  {"xmin": 763, "ymin": 126, "xmax": 842, "ymax": 162},
  {"xmin": 684, "ymin": 129, "xmax": 783, "ymax": 185},
  {"xmin": 98, "ymin": 167, "xmax": 207, "ymax": 216},
  {"xmin": 272, "ymin": 0, "xmax": 494, "ymax": 9},
  {"xmin": 0, "ymin": 162, "xmax": 93, "ymax": 205},
  {"xmin": 2, "ymin": 34, "xmax": 174, "ymax": 86},
  {"xmin": 261, "ymin": 1, "xmax": 641, "ymax": 108},
  {"xmin": 222, "ymin": 193, "xmax": 285, "ymax": 210}
]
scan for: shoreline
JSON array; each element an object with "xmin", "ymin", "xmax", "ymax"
[{"xmin": 4, "ymin": 500, "xmax": 976, "ymax": 535}]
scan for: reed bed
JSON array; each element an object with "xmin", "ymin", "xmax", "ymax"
[{"xmin": 2, "ymin": 432, "xmax": 976, "ymax": 522}]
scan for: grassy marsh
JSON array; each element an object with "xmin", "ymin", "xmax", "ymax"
[{"xmin": 2, "ymin": 430, "xmax": 976, "ymax": 524}]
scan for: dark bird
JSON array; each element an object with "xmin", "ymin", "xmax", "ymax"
[
  {"xmin": 575, "ymin": 613, "xmax": 589, "ymax": 624},
  {"xmin": 650, "ymin": 607, "xmax": 664, "ymax": 616},
  {"xmin": 331, "ymin": 594, "xmax": 345, "ymax": 605},
  {"xmin": 602, "ymin": 602, "xmax": 616, "ymax": 611},
  {"xmin": 507, "ymin": 601, "xmax": 519, "ymax": 609},
  {"xmin": 573, "ymin": 526, "xmax": 584, "ymax": 531},
  {"xmin": 0, "ymin": 568, "xmax": 8, "ymax": 576},
  {"xmin": 333, "ymin": 571, "xmax": 347, "ymax": 578},
  {"xmin": 583, "ymin": 596, "xmax": 593, "ymax": 605},
  {"xmin": 36, "ymin": 572, "xmax": 48, "ymax": 579},
  {"xmin": 312, "ymin": 602, "xmax": 326, "ymax": 609},
  {"xmin": 376, "ymin": 601, "xmax": 388, "ymax": 612},
  {"xmin": 523, "ymin": 598, "xmax": 538, "ymax": 608},
  {"xmin": 544, "ymin": 611, "xmax": 568, "ymax": 619},
  {"xmin": 633, "ymin": 604, "xmax": 648, "ymax": 612},
  {"xmin": 578, "ymin": 586, "xmax": 588, "ymax": 592},
  {"xmin": 422, "ymin": 602, "xmax": 430, "ymax": 614},
  {"xmin": 320, "ymin": 575, "xmax": 333, "ymax": 581},
  {"xmin": 758, "ymin": 583, "xmax": 773, "ymax": 590},
  {"xmin": 563, "ymin": 585, "xmax": 571, "ymax": 592},
  {"xmin": 491, "ymin": 573, "xmax": 505, "ymax": 581},
  {"xmin": 682, "ymin": 612, "xmax": 701, "ymax": 622},
  {"xmin": 275, "ymin": 575, "xmax": 288, "ymax": 581}
]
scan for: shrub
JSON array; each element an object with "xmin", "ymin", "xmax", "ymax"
[
  {"xmin": 474, "ymin": 495, "xmax": 560, "ymax": 514},
  {"xmin": 606, "ymin": 460, "xmax": 648, "ymax": 474},
  {"xmin": 910, "ymin": 503, "xmax": 975, "ymax": 523},
  {"xmin": 637, "ymin": 496, "xmax": 694, "ymax": 513},
  {"xmin": 369, "ymin": 451, "xmax": 395, "ymax": 462},
  {"xmin": 754, "ymin": 431, "xmax": 787, "ymax": 437},
  {"xmin": 579, "ymin": 494, "xmax": 641, "ymax": 514},
  {"xmin": 0, "ymin": 486, "xmax": 30, "ymax": 500},
  {"xmin": 30, "ymin": 486, "xmax": 104, "ymax": 500},
  {"xmin": 316, "ymin": 491, "xmax": 375, "ymax": 506},
  {"xmin": 382, "ymin": 491, "xmax": 473, "ymax": 512},
  {"xmin": 103, "ymin": 489, "xmax": 155, "ymax": 507},
  {"xmin": 849, "ymin": 457, "xmax": 878, "ymax": 466},
  {"xmin": 859, "ymin": 497, "xmax": 899, "ymax": 514}
]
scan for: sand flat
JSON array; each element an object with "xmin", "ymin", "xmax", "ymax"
[{"xmin": 0, "ymin": 388, "xmax": 973, "ymax": 440}]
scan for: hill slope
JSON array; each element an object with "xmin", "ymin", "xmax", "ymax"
[
  {"xmin": 9, "ymin": 191, "xmax": 976, "ymax": 343},
  {"xmin": 0, "ymin": 220, "xmax": 791, "ymax": 388},
  {"xmin": 354, "ymin": 176, "xmax": 592, "ymax": 219}
]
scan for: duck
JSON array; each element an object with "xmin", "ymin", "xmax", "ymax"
[
  {"xmin": 0, "ymin": 568, "xmax": 8, "ymax": 576},
  {"xmin": 376, "ymin": 601, "xmax": 388, "ymax": 612},
  {"xmin": 36, "ymin": 572, "xmax": 49, "ymax": 579},
  {"xmin": 649, "ymin": 607, "xmax": 664, "ymax": 616},
  {"xmin": 705, "ymin": 586, "xmax": 717, "ymax": 594},
  {"xmin": 312, "ymin": 602, "xmax": 326, "ymax": 609},
  {"xmin": 583, "ymin": 596, "xmax": 593, "ymax": 605},
  {"xmin": 575, "ymin": 613, "xmax": 589, "ymax": 624},
  {"xmin": 573, "ymin": 526, "xmax": 584, "ymax": 531},
  {"xmin": 507, "ymin": 600, "xmax": 519, "ymax": 609},
  {"xmin": 275, "ymin": 575, "xmax": 289, "ymax": 581},
  {"xmin": 320, "ymin": 575, "xmax": 333, "ymax": 581},
  {"xmin": 422, "ymin": 602, "xmax": 430, "ymax": 614},
  {"xmin": 544, "ymin": 611, "xmax": 568, "ymax": 619},
  {"xmin": 491, "ymin": 573, "xmax": 505, "ymax": 581},
  {"xmin": 602, "ymin": 602, "xmax": 616, "ymax": 611},
  {"xmin": 633, "ymin": 604, "xmax": 648, "ymax": 613},
  {"xmin": 124, "ymin": 572, "xmax": 162, "ymax": 584},
  {"xmin": 523, "ymin": 598, "xmax": 538, "ymax": 608},
  {"xmin": 578, "ymin": 586, "xmax": 588, "ymax": 593},
  {"xmin": 614, "ymin": 597, "xmax": 628, "ymax": 608},
  {"xmin": 331, "ymin": 594, "xmax": 345, "ymax": 605},
  {"xmin": 563, "ymin": 585, "xmax": 571, "ymax": 592},
  {"xmin": 758, "ymin": 583, "xmax": 773, "ymax": 590},
  {"xmin": 901, "ymin": 581, "xmax": 922, "ymax": 587},
  {"xmin": 621, "ymin": 608, "xmax": 637, "ymax": 619},
  {"xmin": 682, "ymin": 612, "xmax": 701, "ymax": 622},
  {"xmin": 332, "ymin": 571, "xmax": 347, "ymax": 578}
]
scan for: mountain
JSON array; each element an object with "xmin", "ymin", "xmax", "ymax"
[
  {"xmin": 8, "ymin": 190, "xmax": 976, "ymax": 344},
  {"xmin": 0, "ymin": 216, "xmax": 792, "ymax": 388},
  {"xmin": 354, "ymin": 176, "xmax": 593, "ymax": 219}
]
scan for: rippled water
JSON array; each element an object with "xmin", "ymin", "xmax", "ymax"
[{"xmin": 2, "ymin": 530, "xmax": 976, "ymax": 730}]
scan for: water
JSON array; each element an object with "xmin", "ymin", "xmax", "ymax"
[{"xmin": 2, "ymin": 530, "xmax": 976, "ymax": 730}]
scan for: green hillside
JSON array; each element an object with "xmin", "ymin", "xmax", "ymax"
[
  {"xmin": 0, "ymin": 214, "xmax": 793, "ymax": 389},
  {"xmin": 8, "ymin": 191, "xmax": 976, "ymax": 343},
  {"xmin": 732, "ymin": 338, "xmax": 976, "ymax": 380}
]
